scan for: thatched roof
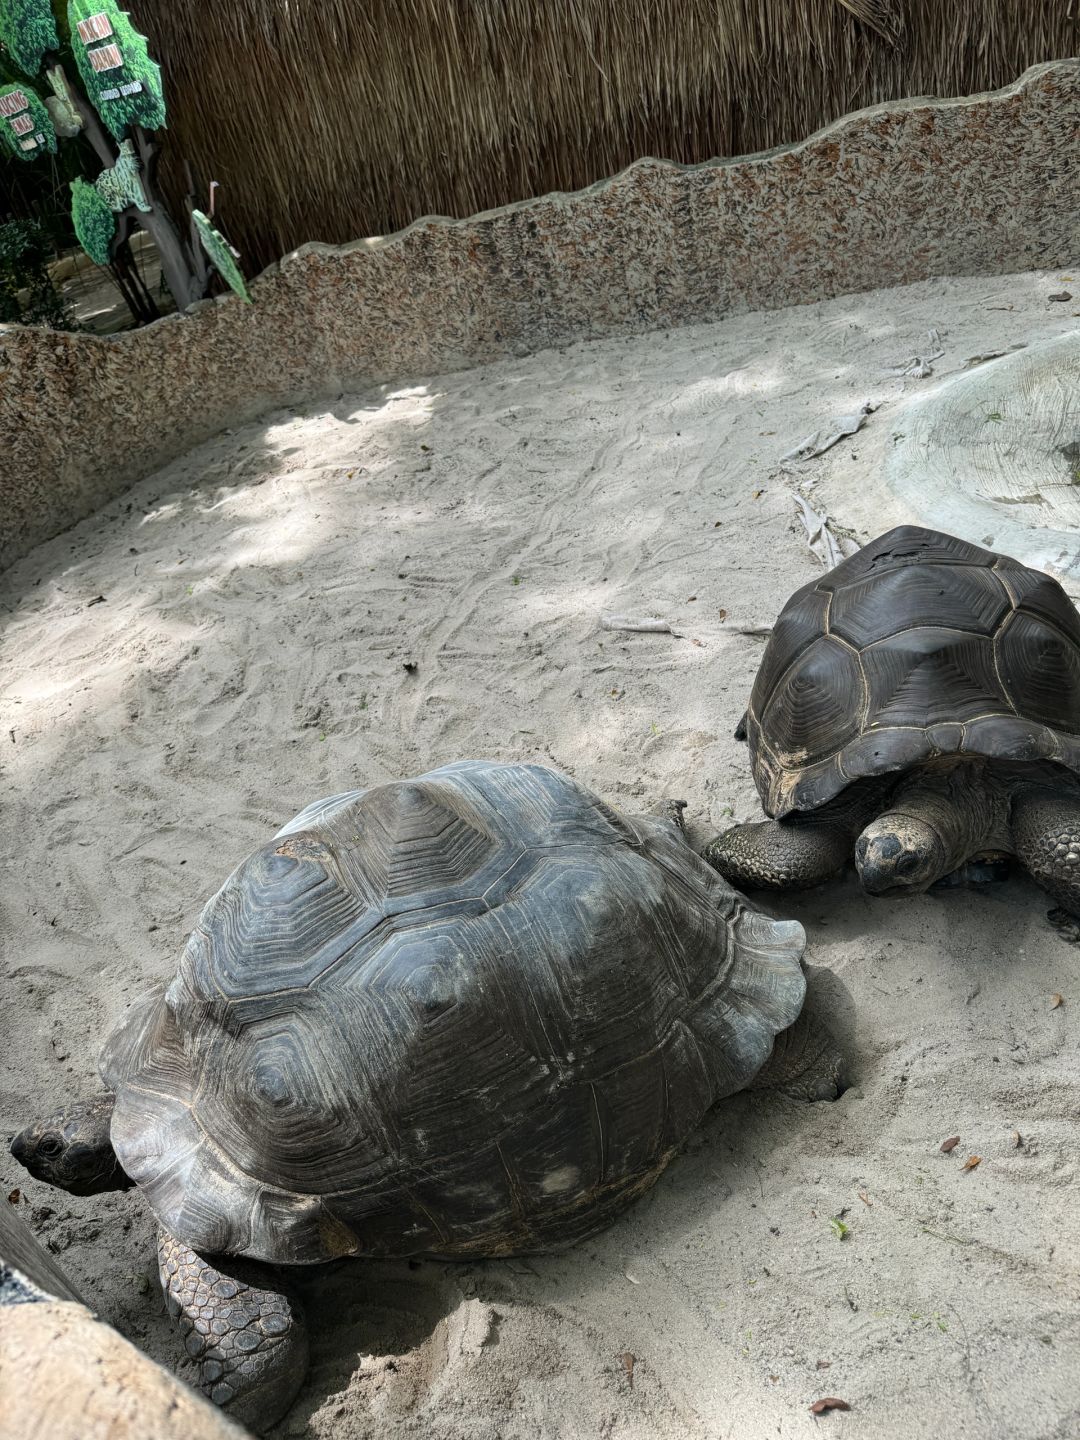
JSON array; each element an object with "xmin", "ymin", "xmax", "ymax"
[{"xmin": 130, "ymin": 1, "xmax": 1078, "ymax": 273}]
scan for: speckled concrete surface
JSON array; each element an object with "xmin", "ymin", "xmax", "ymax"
[{"xmin": 1, "ymin": 60, "xmax": 1077, "ymax": 571}]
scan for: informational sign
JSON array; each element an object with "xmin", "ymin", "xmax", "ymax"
[
  {"xmin": 98, "ymin": 78, "xmax": 143, "ymax": 100},
  {"xmin": 76, "ymin": 10, "xmax": 113, "ymax": 41},
  {"xmin": 88, "ymin": 41, "xmax": 123, "ymax": 71},
  {"xmin": 67, "ymin": 0, "xmax": 165, "ymax": 138},
  {"xmin": 0, "ymin": 80, "xmax": 56, "ymax": 161}
]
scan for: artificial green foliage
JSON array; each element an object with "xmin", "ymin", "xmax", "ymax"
[
  {"xmin": 0, "ymin": 80, "xmax": 56, "ymax": 160},
  {"xmin": 0, "ymin": 0, "xmax": 59, "ymax": 77},
  {"xmin": 68, "ymin": 0, "xmax": 165, "ymax": 140},
  {"xmin": 70, "ymin": 175, "xmax": 115, "ymax": 264},
  {"xmin": 193, "ymin": 210, "xmax": 252, "ymax": 304},
  {"xmin": 0, "ymin": 218, "xmax": 75, "ymax": 329}
]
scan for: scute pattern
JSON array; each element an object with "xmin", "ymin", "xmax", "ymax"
[
  {"xmin": 106, "ymin": 762, "xmax": 806, "ymax": 1264},
  {"xmin": 860, "ymin": 629, "xmax": 1004, "ymax": 727},
  {"xmin": 742, "ymin": 526, "xmax": 1080, "ymax": 816},
  {"xmin": 994, "ymin": 562, "xmax": 1080, "ymax": 644},
  {"xmin": 996, "ymin": 611, "xmax": 1080, "ymax": 734},
  {"xmin": 746, "ymin": 583, "xmax": 830, "ymax": 720},
  {"xmin": 828, "ymin": 563, "xmax": 1009, "ymax": 649}
]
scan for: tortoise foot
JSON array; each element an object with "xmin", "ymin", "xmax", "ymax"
[
  {"xmin": 703, "ymin": 818, "xmax": 849, "ymax": 891},
  {"xmin": 750, "ymin": 1010, "xmax": 845, "ymax": 1102},
  {"xmin": 931, "ymin": 856, "xmax": 1012, "ymax": 889},
  {"xmin": 158, "ymin": 1230, "xmax": 308, "ymax": 1435},
  {"xmin": 1047, "ymin": 907, "xmax": 1080, "ymax": 945},
  {"xmin": 647, "ymin": 797, "xmax": 688, "ymax": 834}
]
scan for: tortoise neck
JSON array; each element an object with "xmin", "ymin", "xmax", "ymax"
[{"xmin": 883, "ymin": 760, "xmax": 1006, "ymax": 872}]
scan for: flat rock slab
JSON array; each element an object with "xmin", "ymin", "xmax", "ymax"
[
  {"xmin": 887, "ymin": 332, "xmax": 1080, "ymax": 581},
  {"xmin": 0, "ymin": 1300, "xmax": 248, "ymax": 1440}
]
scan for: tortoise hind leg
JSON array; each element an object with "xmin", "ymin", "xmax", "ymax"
[
  {"xmin": 1009, "ymin": 786, "xmax": 1080, "ymax": 942},
  {"xmin": 749, "ymin": 1011, "xmax": 845, "ymax": 1101},
  {"xmin": 159, "ymin": 1230, "xmax": 308, "ymax": 1434}
]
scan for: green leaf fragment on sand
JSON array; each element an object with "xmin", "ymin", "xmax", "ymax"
[{"xmin": 829, "ymin": 1217, "xmax": 851, "ymax": 1240}]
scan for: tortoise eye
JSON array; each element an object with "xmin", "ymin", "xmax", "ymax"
[{"xmin": 38, "ymin": 1135, "xmax": 62, "ymax": 1158}]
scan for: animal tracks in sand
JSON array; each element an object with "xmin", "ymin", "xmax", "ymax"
[{"xmin": 3, "ymin": 270, "xmax": 1080, "ymax": 1439}]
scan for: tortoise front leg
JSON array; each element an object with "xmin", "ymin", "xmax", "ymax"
[
  {"xmin": 1009, "ymin": 786, "xmax": 1080, "ymax": 941},
  {"xmin": 703, "ymin": 814, "xmax": 853, "ymax": 889},
  {"xmin": 704, "ymin": 781, "xmax": 887, "ymax": 891},
  {"xmin": 159, "ymin": 1230, "xmax": 308, "ymax": 1434}
]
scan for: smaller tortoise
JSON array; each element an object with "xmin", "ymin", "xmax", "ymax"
[
  {"xmin": 705, "ymin": 526, "xmax": 1080, "ymax": 931},
  {"xmin": 12, "ymin": 761, "xmax": 840, "ymax": 1433}
]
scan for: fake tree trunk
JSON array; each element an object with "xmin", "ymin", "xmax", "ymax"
[
  {"xmin": 130, "ymin": 126, "xmax": 204, "ymax": 310},
  {"xmin": 61, "ymin": 70, "xmax": 201, "ymax": 312}
]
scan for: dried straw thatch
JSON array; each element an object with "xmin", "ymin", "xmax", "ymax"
[{"xmin": 129, "ymin": 0, "xmax": 1078, "ymax": 272}]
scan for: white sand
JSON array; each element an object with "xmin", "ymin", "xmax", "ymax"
[{"xmin": 3, "ymin": 269, "xmax": 1080, "ymax": 1440}]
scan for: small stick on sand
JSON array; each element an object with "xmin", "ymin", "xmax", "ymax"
[
  {"xmin": 601, "ymin": 614, "xmax": 682, "ymax": 636},
  {"xmin": 601, "ymin": 615, "xmax": 771, "ymax": 640}
]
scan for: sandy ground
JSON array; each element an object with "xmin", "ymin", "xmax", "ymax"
[{"xmin": 3, "ymin": 268, "xmax": 1080, "ymax": 1440}]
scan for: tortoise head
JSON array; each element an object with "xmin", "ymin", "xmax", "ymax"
[
  {"xmin": 854, "ymin": 814, "xmax": 946, "ymax": 897},
  {"xmin": 10, "ymin": 1094, "xmax": 132, "ymax": 1196}
]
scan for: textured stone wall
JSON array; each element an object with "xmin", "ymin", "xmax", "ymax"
[{"xmin": 2, "ymin": 60, "xmax": 1077, "ymax": 572}]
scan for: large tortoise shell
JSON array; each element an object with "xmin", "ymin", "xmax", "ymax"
[
  {"xmin": 102, "ymin": 762, "xmax": 804, "ymax": 1264},
  {"xmin": 744, "ymin": 526, "xmax": 1080, "ymax": 817}
]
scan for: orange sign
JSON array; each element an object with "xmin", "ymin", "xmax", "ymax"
[
  {"xmin": 88, "ymin": 42, "xmax": 123, "ymax": 73},
  {"xmin": 77, "ymin": 12, "xmax": 114, "ymax": 43}
]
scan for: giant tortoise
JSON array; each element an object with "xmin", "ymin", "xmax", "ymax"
[
  {"xmin": 705, "ymin": 526, "xmax": 1080, "ymax": 931},
  {"xmin": 11, "ymin": 760, "xmax": 838, "ymax": 1431}
]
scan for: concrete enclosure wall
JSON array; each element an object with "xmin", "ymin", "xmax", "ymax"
[{"xmin": 1, "ymin": 60, "xmax": 1078, "ymax": 573}]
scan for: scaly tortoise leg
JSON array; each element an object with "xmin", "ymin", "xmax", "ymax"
[
  {"xmin": 750, "ymin": 1010, "xmax": 845, "ymax": 1102},
  {"xmin": 1009, "ymin": 786, "xmax": 1080, "ymax": 942},
  {"xmin": 646, "ymin": 797, "xmax": 689, "ymax": 834},
  {"xmin": 159, "ymin": 1229, "xmax": 309, "ymax": 1434},
  {"xmin": 704, "ymin": 779, "xmax": 892, "ymax": 890},
  {"xmin": 703, "ymin": 815, "xmax": 853, "ymax": 889}
]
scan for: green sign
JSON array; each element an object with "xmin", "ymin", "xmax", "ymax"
[
  {"xmin": 0, "ymin": 80, "xmax": 56, "ymax": 160},
  {"xmin": 0, "ymin": 0, "xmax": 60, "ymax": 77},
  {"xmin": 193, "ymin": 210, "xmax": 252, "ymax": 304},
  {"xmin": 71, "ymin": 175, "xmax": 115, "ymax": 264},
  {"xmin": 67, "ymin": 0, "xmax": 165, "ymax": 139}
]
